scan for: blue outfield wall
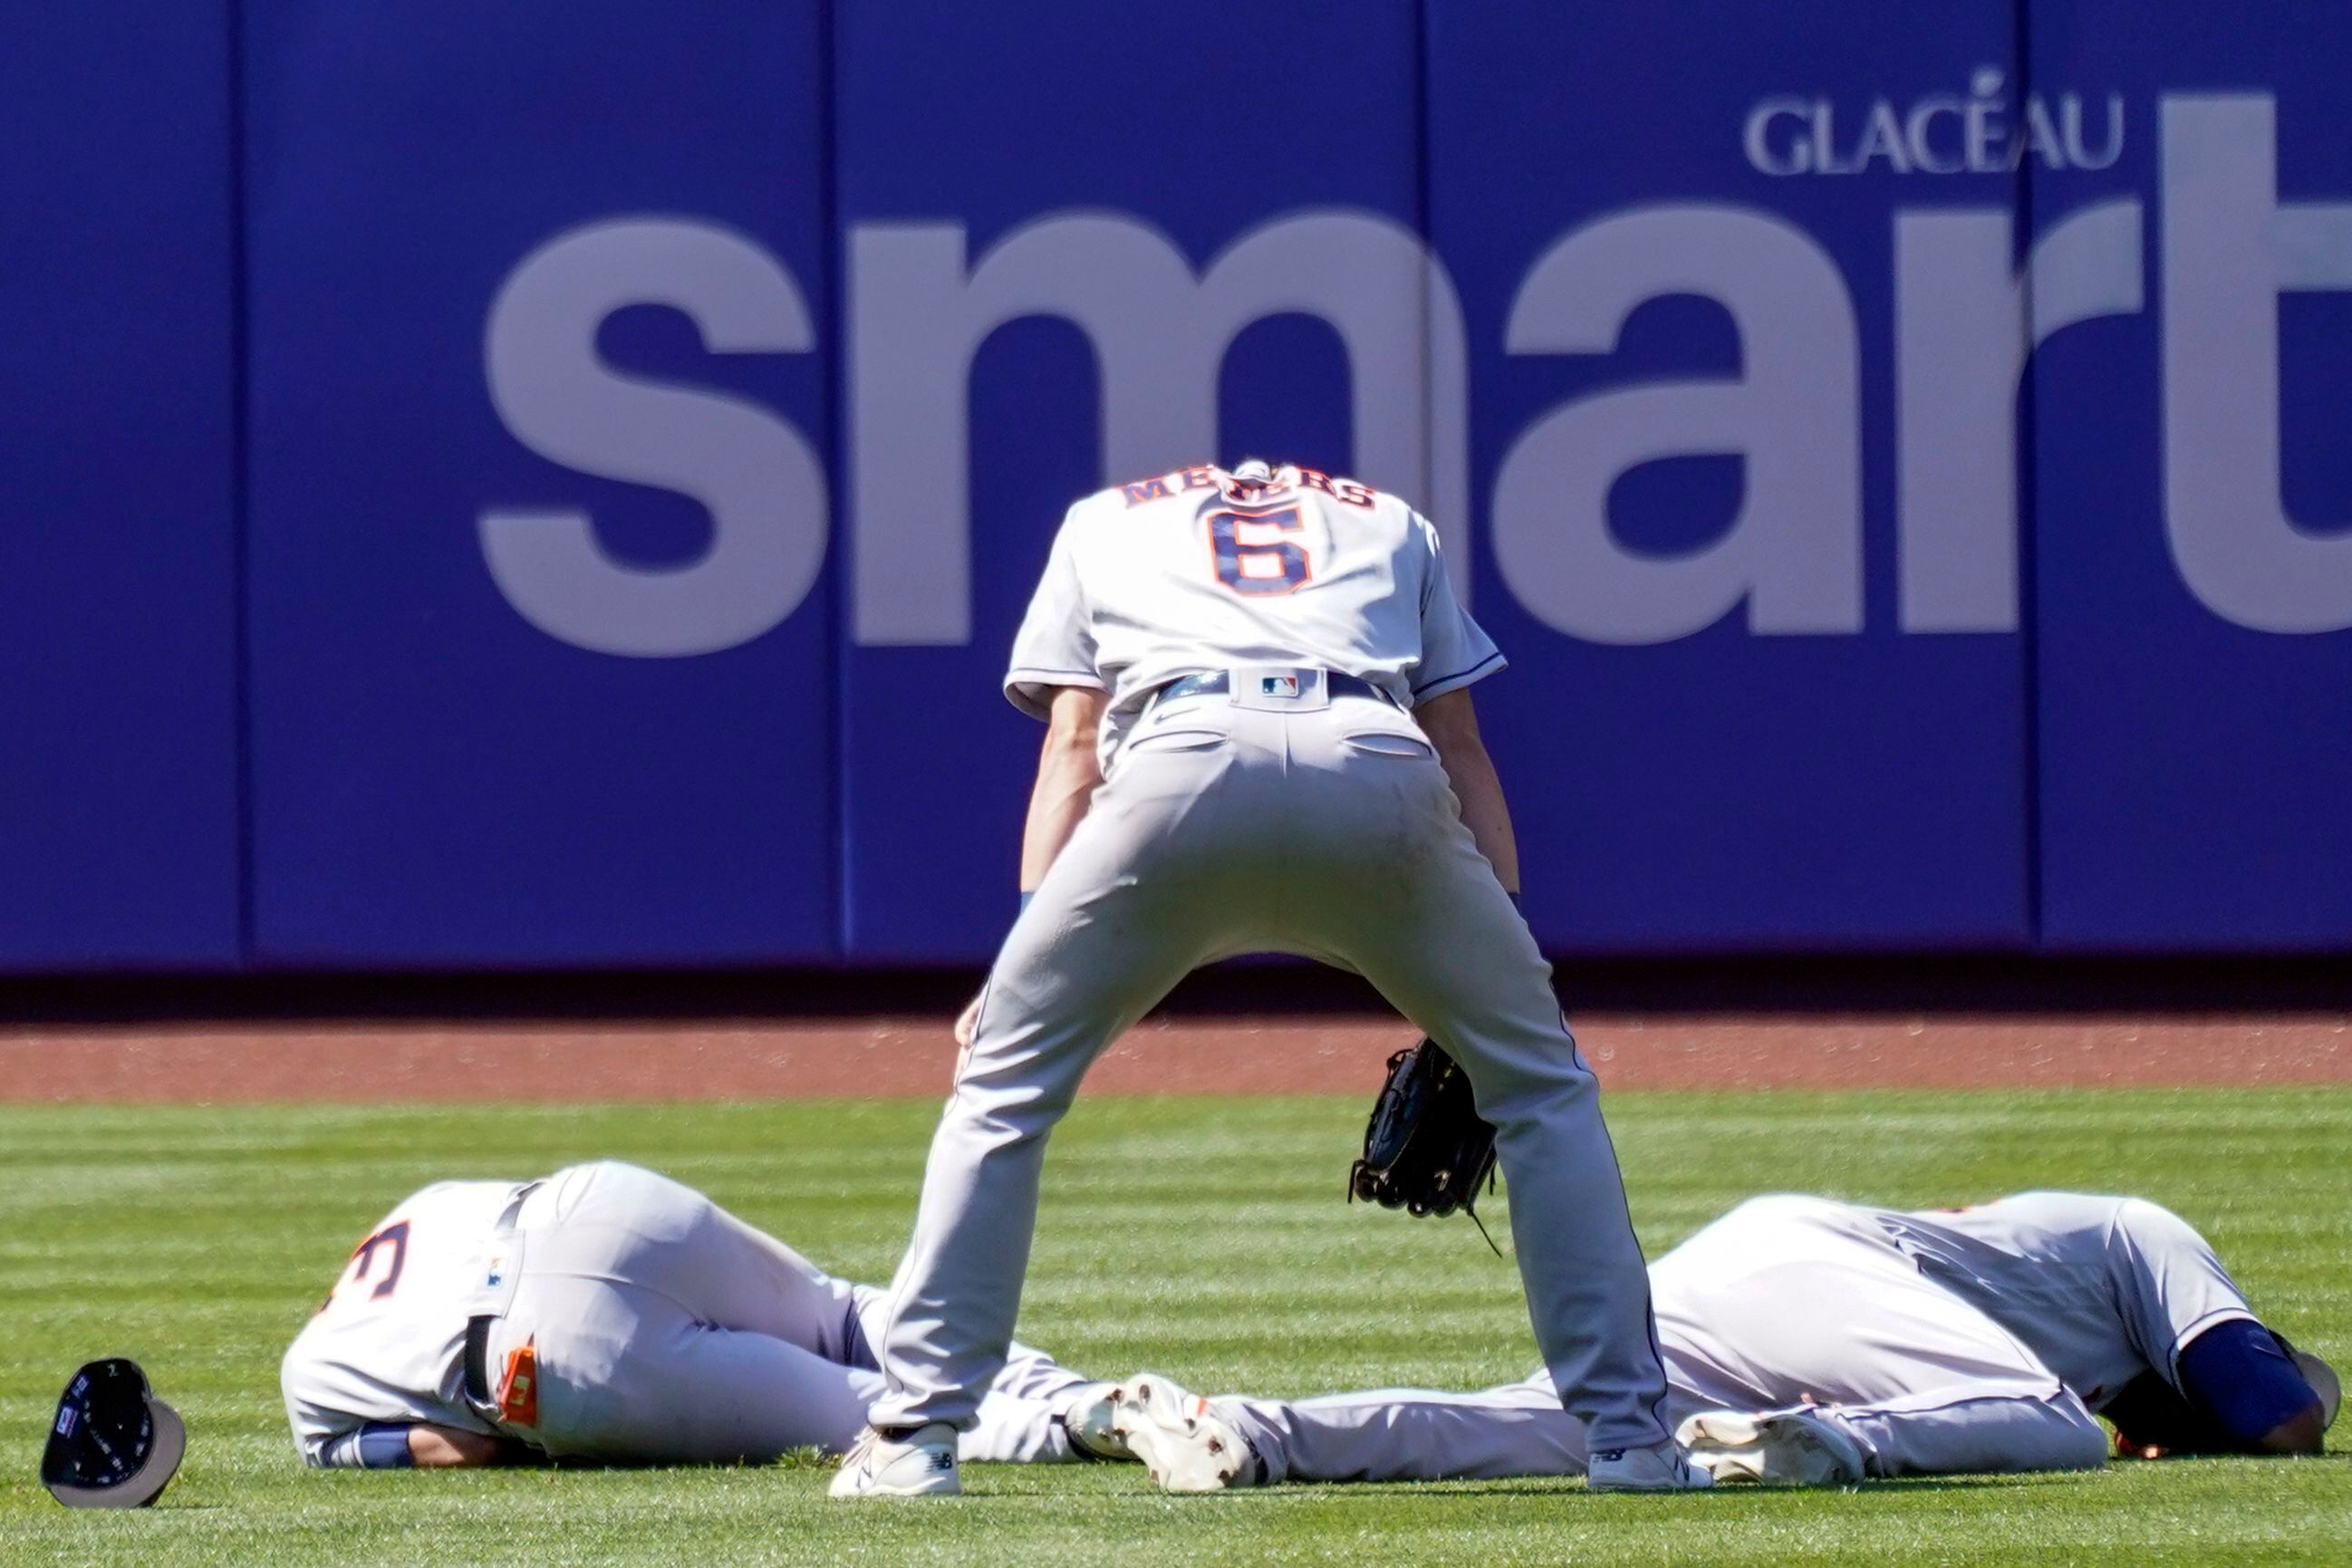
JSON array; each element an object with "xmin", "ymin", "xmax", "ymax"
[
  {"xmin": 2027, "ymin": 2, "xmax": 2352, "ymax": 950},
  {"xmin": 0, "ymin": 5, "xmax": 241, "ymax": 968},
  {"xmin": 1, "ymin": 1, "xmax": 2348, "ymax": 969},
  {"xmin": 834, "ymin": 0, "xmax": 1432, "ymax": 959},
  {"xmin": 240, "ymin": 2, "xmax": 838, "ymax": 965},
  {"xmin": 1428, "ymin": 2, "xmax": 2032, "ymax": 952}
]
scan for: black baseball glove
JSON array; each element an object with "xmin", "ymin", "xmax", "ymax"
[{"xmin": 1348, "ymin": 1038, "xmax": 1501, "ymax": 1249}]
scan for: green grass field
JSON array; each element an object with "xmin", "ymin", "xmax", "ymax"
[{"xmin": 2, "ymin": 1088, "xmax": 2346, "ymax": 1566}]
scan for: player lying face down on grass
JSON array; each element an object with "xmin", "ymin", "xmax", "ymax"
[
  {"xmin": 281, "ymin": 1162, "xmax": 1123, "ymax": 1469},
  {"xmin": 1109, "ymin": 1190, "xmax": 2339, "ymax": 1491},
  {"xmin": 284, "ymin": 1165, "xmax": 2332, "ymax": 1486}
]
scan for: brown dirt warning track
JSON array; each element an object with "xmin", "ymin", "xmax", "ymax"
[{"xmin": 5, "ymin": 1012, "xmax": 2347, "ymax": 1102}]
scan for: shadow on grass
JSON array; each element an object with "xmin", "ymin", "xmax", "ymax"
[{"xmin": 963, "ymin": 1467, "xmax": 2118, "ymax": 1503}]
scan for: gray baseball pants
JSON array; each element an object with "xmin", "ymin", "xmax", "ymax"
[
  {"xmin": 1216, "ymin": 1196, "xmax": 2109, "ymax": 1481},
  {"xmin": 869, "ymin": 683, "xmax": 1675, "ymax": 1452},
  {"xmin": 477, "ymin": 1162, "xmax": 1090, "ymax": 1463}
]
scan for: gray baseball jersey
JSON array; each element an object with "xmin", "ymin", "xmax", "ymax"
[
  {"xmin": 1006, "ymin": 463, "xmax": 1500, "ymax": 765},
  {"xmin": 283, "ymin": 1179, "xmax": 520, "ymax": 1461},
  {"xmin": 282, "ymin": 1162, "xmax": 1094, "ymax": 1467},
  {"xmin": 870, "ymin": 462, "xmax": 1677, "ymax": 1455},
  {"xmin": 1865, "ymin": 1192, "xmax": 2258, "ymax": 1410}
]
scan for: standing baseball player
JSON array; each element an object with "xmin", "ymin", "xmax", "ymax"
[
  {"xmin": 1104, "ymin": 1190, "xmax": 2338, "ymax": 1490},
  {"xmin": 834, "ymin": 460, "xmax": 1706, "ymax": 1496},
  {"xmin": 281, "ymin": 1161, "xmax": 1115, "ymax": 1468}
]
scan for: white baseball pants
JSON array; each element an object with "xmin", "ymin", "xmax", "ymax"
[
  {"xmin": 869, "ymin": 688, "xmax": 1676, "ymax": 1452},
  {"xmin": 1215, "ymin": 1196, "xmax": 2110, "ymax": 1481},
  {"xmin": 479, "ymin": 1163, "xmax": 1089, "ymax": 1464}
]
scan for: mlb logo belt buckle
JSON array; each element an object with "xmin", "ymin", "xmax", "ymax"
[{"xmin": 1229, "ymin": 665, "xmax": 1328, "ymax": 711}]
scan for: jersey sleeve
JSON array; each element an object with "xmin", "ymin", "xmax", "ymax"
[
  {"xmin": 1004, "ymin": 515, "xmax": 1105, "ymax": 721},
  {"xmin": 1408, "ymin": 516, "xmax": 1506, "ymax": 706},
  {"xmin": 283, "ymin": 1343, "xmax": 376, "ymax": 1467},
  {"xmin": 2106, "ymin": 1198, "xmax": 2260, "ymax": 1390},
  {"xmin": 310, "ymin": 1423, "xmax": 419, "ymax": 1469}
]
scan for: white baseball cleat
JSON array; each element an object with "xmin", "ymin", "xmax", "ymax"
[
  {"xmin": 827, "ymin": 1423, "xmax": 960, "ymax": 1498},
  {"xmin": 1585, "ymin": 1440, "xmax": 1716, "ymax": 1492},
  {"xmin": 1059, "ymin": 1381, "xmax": 1134, "ymax": 1461},
  {"xmin": 1112, "ymin": 1373, "xmax": 1260, "ymax": 1492},
  {"xmin": 1674, "ymin": 1408, "xmax": 1867, "ymax": 1487}
]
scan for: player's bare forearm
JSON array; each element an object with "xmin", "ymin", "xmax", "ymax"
[
  {"xmin": 1416, "ymin": 688, "xmax": 1521, "ymax": 894},
  {"xmin": 2255, "ymin": 1403, "xmax": 2327, "ymax": 1456},
  {"xmin": 1018, "ymin": 686, "xmax": 1110, "ymax": 890},
  {"xmin": 954, "ymin": 688, "xmax": 1106, "ymax": 1050},
  {"xmin": 407, "ymin": 1423, "xmax": 512, "ymax": 1467}
]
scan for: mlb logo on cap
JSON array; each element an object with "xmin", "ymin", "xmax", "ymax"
[{"xmin": 1260, "ymin": 675, "xmax": 1300, "ymax": 697}]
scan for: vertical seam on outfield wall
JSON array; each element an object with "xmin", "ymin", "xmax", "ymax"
[
  {"xmin": 2013, "ymin": 0, "xmax": 2045, "ymax": 949},
  {"xmin": 1412, "ymin": 0, "xmax": 1436, "ymax": 540},
  {"xmin": 226, "ymin": 0, "xmax": 256, "ymax": 966},
  {"xmin": 819, "ymin": 0, "xmax": 851, "ymax": 959}
]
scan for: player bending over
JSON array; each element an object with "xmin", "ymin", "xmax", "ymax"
[{"xmin": 836, "ymin": 460, "xmax": 1705, "ymax": 1497}]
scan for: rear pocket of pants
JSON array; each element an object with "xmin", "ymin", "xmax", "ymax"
[
  {"xmin": 1123, "ymin": 727, "xmax": 1229, "ymax": 755},
  {"xmin": 1341, "ymin": 730, "xmax": 1435, "ymax": 760}
]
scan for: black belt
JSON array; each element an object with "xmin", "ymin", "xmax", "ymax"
[
  {"xmin": 1154, "ymin": 669, "xmax": 1393, "ymax": 707},
  {"xmin": 459, "ymin": 1178, "xmax": 543, "ymax": 1419},
  {"xmin": 462, "ymin": 1315, "xmax": 496, "ymax": 1411}
]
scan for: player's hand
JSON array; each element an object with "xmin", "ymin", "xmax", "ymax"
[{"xmin": 954, "ymin": 991, "xmax": 985, "ymax": 1050}]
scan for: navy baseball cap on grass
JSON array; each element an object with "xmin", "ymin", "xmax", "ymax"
[{"xmin": 42, "ymin": 1359, "xmax": 187, "ymax": 1508}]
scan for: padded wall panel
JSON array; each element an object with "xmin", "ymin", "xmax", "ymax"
[
  {"xmin": 0, "ymin": 6, "xmax": 239, "ymax": 968},
  {"xmin": 244, "ymin": 3, "xmax": 837, "ymax": 964}
]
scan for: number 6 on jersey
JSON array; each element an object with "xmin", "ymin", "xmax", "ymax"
[{"xmin": 1207, "ymin": 505, "xmax": 1310, "ymax": 595}]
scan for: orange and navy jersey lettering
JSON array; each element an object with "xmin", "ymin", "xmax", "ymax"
[
  {"xmin": 1204, "ymin": 504, "xmax": 1311, "ymax": 595},
  {"xmin": 1118, "ymin": 464, "xmax": 1376, "ymax": 510},
  {"xmin": 317, "ymin": 1219, "xmax": 412, "ymax": 1313}
]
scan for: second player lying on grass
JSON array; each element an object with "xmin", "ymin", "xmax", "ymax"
[
  {"xmin": 283, "ymin": 1165, "xmax": 2335, "ymax": 1485},
  {"xmin": 1139, "ymin": 1191, "xmax": 2337, "ymax": 1488}
]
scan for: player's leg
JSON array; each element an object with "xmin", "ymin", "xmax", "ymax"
[
  {"xmin": 1786, "ymin": 1382, "xmax": 2108, "ymax": 1477},
  {"xmin": 1286, "ymin": 709, "xmax": 1673, "ymax": 1457},
  {"xmin": 865, "ymin": 720, "xmax": 1257, "ymax": 1433},
  {"xmin": 498, "ymin": 1273, "xmax": 882, "ymax": 1463},
  {"xmin": 862, "ymin": 928, "xmax": 1199, "ymax": 1432},
  {"xmin": 1658, "ymin": 1198, "xmax": 2109, "ymax": 1478},
  {"xmin": 959, "ymin": 1384, "xmax": 1104, "ymax": 1465},
  {"xmin": 490, "ymin": 1275, "xmax": 1091, "ymax": 1465},
  {"xmin": 539, "ymin": 1161, "xmax": 872, "ymax": 1364},
  {"xmin": 533, "ymin": 1157, "xmax": 1121, "ymax": 1463},
  {"xmin": 1214, "ymin": 1371, "xmax": 1587, "ymax": 1483},
  {"xmin": 842, "ymin": 1290, "xmax": 1105, "ymax": 1462},
  {"xmin": 991, "ymin": 1342, "xmax": 1101, "ymax": 1406},
  {"xmin": 487, "ymin": 1164, "xmax": 884, "ymax": 1461},
  {"xmin": 843, "ymin": 1283, "xmax": 1094, "ymax": 1406}
]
